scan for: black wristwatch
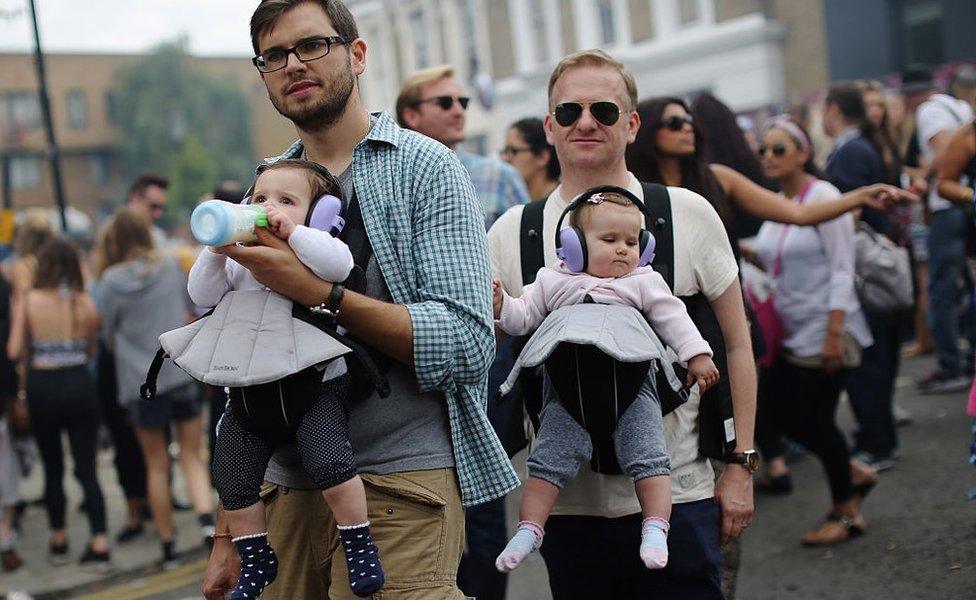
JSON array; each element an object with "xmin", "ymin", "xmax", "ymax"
[
  {"xmin": 310, "ymin": 283, "xmax": 345, "ymax": 324},
  {"xmin": 724, "ymin": 449, "xmax": 760, "ymax": 473}
]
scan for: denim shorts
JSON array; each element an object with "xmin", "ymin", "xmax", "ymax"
[{"xmin": 130, "ymin": 383, "xmax": 201, "ymax": 429}]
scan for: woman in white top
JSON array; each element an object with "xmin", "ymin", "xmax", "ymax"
[{"xmin": 752, "ymin": 117, "xmax": 877, "ymax": 546}]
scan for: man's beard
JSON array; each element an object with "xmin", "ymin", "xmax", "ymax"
[{"xmin": 271, "ymin": 63, "xmax": 356, "ymax": 133}]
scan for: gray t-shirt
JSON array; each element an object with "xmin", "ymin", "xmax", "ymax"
[{"xmin": 264, "ymin": 149, "xmax": 454, "ymax": 489}]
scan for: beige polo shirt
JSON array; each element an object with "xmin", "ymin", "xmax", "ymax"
[{"xmin": 486, "ymin": 173, "xmax": 739, "ymax": 517}]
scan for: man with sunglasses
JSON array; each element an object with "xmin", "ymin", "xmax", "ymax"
[
  {"xmin": 487, "ymin": 49, "xmax": 756, "ymax": 599},
  {"xmin": 396, "ymin": 65, "xmax": 530, "ymax": 230},
  {"xmin": 126, "ymin": 173, "xmax": 169, "ymax": 247},
  {"xmin": 396, "ymin": 65, "xmax": 529, "ymax": 600},
  {"xmin": 201, "ymin": 2, "xmax": 518, "ymax": 599}
]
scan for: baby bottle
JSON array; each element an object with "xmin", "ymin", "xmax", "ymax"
[{"xmin": 190, "ymin": 200, "xmax": 268, "ymax": 246}]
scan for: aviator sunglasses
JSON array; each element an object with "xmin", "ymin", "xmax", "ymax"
[
  {"xmin": 552, "ymin": 101, "xmax": 624, "ymax": 127},
  {"xmin": 758, "ymin": 143, "xmax": 788, "ymax": 157},
  {"xmin": 416, "ymin": 95, "xmax": 471, "ymax": 111}
]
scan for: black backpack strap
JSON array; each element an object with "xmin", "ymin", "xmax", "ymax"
[
  {"xmin": 641, "ymin": 182, "xmax": 675, "ymax": 292},
  {"xmin": 140, "ymin": 308, "xmax": 215, "ymax": 400},
  {"xmin": 519, "ymin": 199, "xmax": 547, "ymax": 286}
]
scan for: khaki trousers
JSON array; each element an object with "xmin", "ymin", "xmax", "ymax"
[{"xmin": 260, "ymin": 468, "xmax": 472, "ymax": 600}]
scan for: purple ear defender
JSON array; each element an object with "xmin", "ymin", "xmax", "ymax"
[
  {"xmin": 306, "ymin": 194, "xmax": 345, "ymax": 235},
  {"xmin": 557, "ymin": 227, "xmax": 587, "ymax": 272},
  {"xmin": 639, "ymin": 232, "xmax": 656, "ymax": 266}
]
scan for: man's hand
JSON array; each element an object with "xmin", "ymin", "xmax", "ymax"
[
  {"xmin": 214, "ymin": 226, "xmax": 328, "ymax": 305},
  {"xmin": 714, "ymin": 464, "xmax": 754, "ymax": 545},
  {"xmin": 821, "ymin": 331, "xmax": 844, "ymax": 375},
  {"xmin": 201, "ymin": 538, "xmax": 241, "ymax": 600}
]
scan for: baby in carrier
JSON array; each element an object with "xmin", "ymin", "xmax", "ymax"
[
  {"xmin": 492, "ymin": 187, "xmax": 719, "ymax": 573},
  {"xmin": 188, "ymin": 159, "xmax": 384, "ymax": 598}
]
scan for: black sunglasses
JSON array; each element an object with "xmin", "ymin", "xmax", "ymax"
[
  {"xmin": 416, "ymin": 95, "xmax": 470, "ymax": 111},
  {"xmin": 758, "ymin": 143, "xmax": 788, "ymax": 157},
  {"xmin": 659, "ymin": 115, "xmax": 694, "ymax": 132},
  {"xmin": 252, "ymin": 36, "xmax": 347, "ymax": 73},
  {"xmin": 552, "ymin": 101, "xmax": 623, "ymax": 127}
]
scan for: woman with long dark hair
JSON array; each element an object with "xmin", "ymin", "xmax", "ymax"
[
  {"xmin": 624, "ymin": 97, "xmax": 907, "ymax": 247},
  {"xmin": 501, "ymin": 117, "xmax": 561, "ymax": 201},
  {"xmin": 7, "ymin": 237, "xmax": 110, "ymax": 565},
  {"xmin": 752, "ymin": 118, "xmax": 877, "ymax": 545}
]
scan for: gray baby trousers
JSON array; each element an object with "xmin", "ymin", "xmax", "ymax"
[{"xmin": 527, "ymin": 373, "xmax": 670, "ymax": 488}]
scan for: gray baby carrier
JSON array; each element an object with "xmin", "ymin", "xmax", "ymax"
[{"xmin": 141, "ymin": 289, "xmax": 389, "ymax": 442}]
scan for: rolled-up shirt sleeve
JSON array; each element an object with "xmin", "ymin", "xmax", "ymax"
[
  {"xmin": 817, "ymin": 212, "xmax": 858, "ymax": 312},
  {"xmin": 405, "ymin": 156, "xmax": 495, "ymax": 392}
]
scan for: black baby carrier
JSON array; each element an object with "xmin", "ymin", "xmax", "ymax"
[{"xmin": 500, "ymin": 183, "xmax": 737, "ymax": 473}]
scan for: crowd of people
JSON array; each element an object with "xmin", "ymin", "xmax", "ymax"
[{"xmin": 0, "ymin": 1, "xmax": 974, "ymax": 599}]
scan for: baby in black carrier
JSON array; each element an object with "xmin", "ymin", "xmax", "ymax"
[{"xmin": 187, "ymin": 159, "xmax": 384, "ymax": 599}]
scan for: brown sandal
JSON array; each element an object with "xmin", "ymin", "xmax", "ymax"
[{"xmin": 801, "ymin": 515, "xmax": 865, "ymax": 546}]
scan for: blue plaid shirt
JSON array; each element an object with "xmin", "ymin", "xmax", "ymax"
[
  {"xmin": 458, "ymin": 151, "xmax": 531, "ymax": 229},
  {"xmin": 266, "ymin": 112, "xmax": 519, "ymax": 506}
]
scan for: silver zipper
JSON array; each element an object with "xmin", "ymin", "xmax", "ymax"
[{"xmin": 241, "ymin": 389, "xmax": 251, "ymax": 418}]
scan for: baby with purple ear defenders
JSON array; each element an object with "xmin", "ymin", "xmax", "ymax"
[
  {"xmin": 187, "ymin": 159, "xmax": 385, "ymax": 599},
  {"xmin": 491, "ymin": 186, "xmax": 719, "ymax": 574}
]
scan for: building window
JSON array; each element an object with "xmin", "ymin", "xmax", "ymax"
[
  {"xmin": 531, "ymin": 0, "xmax": 550, "ymax": 65},
  {"xmin": 90, "ymin": 154, "xmax": 109, "ymax": 185},
  {"xmin": 409, "ymin": 8, "xmax": 430, "ymax": 69},
  {"xmin": 596, "ymin": 0, "xmax": 617, "ymax": 46},
  {"xmin": 9, "ymin": 156, "xmax": 41, "ymax": 190},
  {"xmin": 67, "ymin": 90, "xmax": 87, "ymax": 129},
  {"xmin": 104, "ymin": 90, "xmax": 119, "ymax": 125},
  {"xmin": 678, "ymin": 0, "xmax": 699, "ymax": 24},
  {"xmin": 3, "ymin": 92, "xmax": 40, "ymax": 136},
  {"xmin": 899, "ymin": 0, "xmax": 945, "ymax": 67}
]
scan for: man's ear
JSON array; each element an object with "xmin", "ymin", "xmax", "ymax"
[
  {"xmin": 349, "ymin": 38, "xmax": 367, "ymax": 77},
  {"xmin": 543, "ymin": 113, "xmax": 555, "ymax": 146},
  {"xmin": 627, "ymin": 111, "xmax": 641, "ymax": 144},
  {"xmin": 402, "ymin": 106, "xmax": 422, "ymax": 131}
]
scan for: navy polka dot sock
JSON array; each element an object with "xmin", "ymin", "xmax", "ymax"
[
  {"xmin": 339, "ymin": 522, "xmax": 385, "ymax": 597},
  {"xmin": 230, "ymin": 533, "xmax": 277, "ymax": 599}
]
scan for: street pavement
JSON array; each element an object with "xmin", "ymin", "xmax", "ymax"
[{"xmin": 3, "ymin": 354, "xmax": 974, "ymax": 599}]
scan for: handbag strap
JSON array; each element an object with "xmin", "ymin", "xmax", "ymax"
[{"xmin": 772, "ymin": 177, "xmax": 817, "ymax": 277}]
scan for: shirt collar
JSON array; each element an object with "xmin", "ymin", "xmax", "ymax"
[
  {"xmin": 833, "ymin": 126, "xmax": 861, "ymax": 151},
  {"xmin": 260, "ymin": 111, "xmax": 401, "ymax": 172}
]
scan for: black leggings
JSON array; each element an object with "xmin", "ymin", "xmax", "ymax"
[
  {"xmin": 27, "ymin": 366, "xmax": 107, "ymax": 535},
  {"xmin": 760, "ymin": 359, "xmax": 854, "ymax": 503},
  {"xmin": 212, "ymin": 375, "xmax": 356, "ymax": 511},
  {"xmin": 96, "ymin": 342, "xmax": 147, "ymax": 500}
]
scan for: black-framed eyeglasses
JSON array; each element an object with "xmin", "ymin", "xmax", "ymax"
[
  {"xmin": 415, "ymin": 95, "xmax": 470, "ymax": 111},
  {"xmin": 499, "ymin": 145, "xmax": 533, "ymax": 158},
  {"xmin": 552, "ymin": 101, "xmax": 624, "ymax": 127},
  {"xmin": 252, "ymin": 36, "xmax": 348, "ymax": 73},
  {"xmin": 758, "ymin": 143, "xmax": 788, "ymax": 157},
  {"xmin": 659, "ymin": 115, "xmax": 694, "ymax": 132}
]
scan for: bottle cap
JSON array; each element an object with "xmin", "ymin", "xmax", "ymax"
[{"xmin": 254, "ymin": 206, "xmax": 269, "ymax": 228}]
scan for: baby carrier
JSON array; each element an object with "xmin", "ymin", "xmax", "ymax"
[
  {"xmin": 142, "ymin": 162, "xmax": 390, "ymax": 442},
  {"xmin": 501, "ymin": 184, "xmax": 737, "ymax": 473}
]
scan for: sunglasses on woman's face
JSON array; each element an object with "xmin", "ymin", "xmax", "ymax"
[
  {"xmin": 659, "ymin": 115, "xmax": 693, "ymax": 132},
  {"xmin": 758, "ymin": 143, "xmax": 788, "ymax": 157},
  {"xmin": 552, "ymin": 101, "xmax": 624, "ymax": 127}
]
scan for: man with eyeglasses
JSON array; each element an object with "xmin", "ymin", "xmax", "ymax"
[
  {"xmin": 396, "ymin": 65, "xmax": 530, "ymax": 230},
  {"xmin": 396, "ymin": 65, "xmax": 529, "ymax": 600},
  {"xmin": 126, "ymin": 173, "xmax": 169, "ymax": 247},
  {"xmin": 201, "ymin": 2, "xmax": 517, "ymax": 599},
  {"xmin": 487, "ymin": 49, "xmax": 756, "ymax": 599}
]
